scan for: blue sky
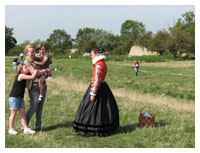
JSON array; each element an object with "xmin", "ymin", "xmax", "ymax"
[{"xmin": 5, "ymin": 5, "xmax": 195, "ymax": 44}]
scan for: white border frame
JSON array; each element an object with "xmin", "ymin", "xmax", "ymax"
[{"xmin": 1, "ymin": 1, "xmax": 199, "ymax": 153}]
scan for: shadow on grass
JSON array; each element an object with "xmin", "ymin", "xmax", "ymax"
[
  {"xmin": 42, "ymin": 121, "xmax": 73, "ymax": 132},
  {"xmin": 154, "ymin": 120, "xmax": 170, "ymax": 127},
  {"xmin": 117, "ymin": 120, "xmax": 170, "ymax": 134},
  {"xmin": 117, "ymin": 124, "xmax": 137, "ymax": 134}
]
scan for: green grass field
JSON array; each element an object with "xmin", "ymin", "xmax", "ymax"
[{"xmin": 5, "ymin": 56, "xmax": 195, "ymax": 148}]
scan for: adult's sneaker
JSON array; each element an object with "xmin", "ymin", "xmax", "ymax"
[
  {"xmin": 8, "ymin": 128, "xmax": 18, "ymax": 135},
  {"xmin": 24, "ymin": 128, "xmax": 35, "ymax": 134}
]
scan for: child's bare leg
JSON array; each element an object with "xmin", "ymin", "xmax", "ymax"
[
  {"xmin": 37, "ymin": 75, "xmax": 45, "ymax": 103},
  {"xmin": 9, "ymin": 110, "xmax": 17, "ymax": 129},
  {"xmin": 19, "ymin": 108, "xmax": 35, "ymax": 134},
  {"xmin": 19, "ymin": 108, "xmax": 28, "ymax": 129},
  {"xmin": 39, "ymin": 75, "xmax": 45, "ymax": 96},
  {"xmin": 47, "ymin": 69, "xmax": 52, "ymax": 76}
]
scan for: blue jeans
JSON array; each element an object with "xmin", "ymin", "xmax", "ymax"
[
  {"xmin": 13, "ymin": 62, "xmax": 17, "ymax": 71},
  {"xmin": 135, "ymin": 68, "xmax": 139, "ymax": 76},
  {"xmin": 9, "ymin": 97, "xmax": 25, "ymax": 110},
  {"xmin": 26, "ymin": 82, "xmax": 47, "ymax": 129}
]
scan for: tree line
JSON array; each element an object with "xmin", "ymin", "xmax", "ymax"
[{"xmin": 6, "ymin": 11, "xmax": 195, "ymax": 59}]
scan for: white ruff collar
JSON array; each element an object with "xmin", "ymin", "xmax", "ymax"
[{"xmin": 92, "ymin": 55, "xmax": 106, "ymax": 64}]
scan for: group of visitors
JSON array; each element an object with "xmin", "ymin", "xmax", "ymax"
[
  {"xmin": 8, "ymin": 43, "xmax": 51, "ymax": 135},
  {"xmin": 8, "ymin": 43, "xmax": 140, "ymax": 137}
]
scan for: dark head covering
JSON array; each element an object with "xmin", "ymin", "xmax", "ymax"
[
  {"xmin": 98, "ymin": 48, "xmax": 104, "ymax": 54},
  {"xmin": 92, "ymin": 48, "xmax": 105, "ymax": 54}
]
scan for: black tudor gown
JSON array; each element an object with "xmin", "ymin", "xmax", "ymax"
[{"xmin": 73, "ymin": 56, "xmax": 119, "ymax": 136}]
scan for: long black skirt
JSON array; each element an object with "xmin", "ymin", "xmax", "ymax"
[{"xmin": 73, "ymin": 82, "xmax": 119, "ymax": 136}]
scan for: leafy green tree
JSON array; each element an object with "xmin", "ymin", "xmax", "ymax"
[
  {"xmin": 180, "ymin": 11, "xmax": 195, "ymax": 55},
  {"xmin": 182, "ymin": 11, "xmax": 195, "ymax": 24},
  {"xmin": 168, "ymin": 11, "xmax": 195, "ymax": 57},
  {"xmin": 8, "ymin": 40, "xmax": 30, "ymax": 56},
  {"xmin": 134, "ymin": 31, "xmax": 153, "ymax": 49},
  {"xmin": 120, "ymin": 20, "xmax": 145, "ymax": 41},
  {"xmin": 184, "ymin": 37, "xmax": 195, "ymax": 56},
  {"xmin": 167, "ymin": 27, "xmax": 191, "ymax": 58},
  {"xmin": 172, "ymin": 11, "xmax": 195, "ymax": 39},
  {"xmin": 75, "ymin": 28, "xmax": 119, "ymax": 54},
  {"xmin": 75, "ymin": 27, "xmax": 96, "ymax": 51},
  {"xmin": 120, "ymin": 20, "xmax": 146, "ymax": 54},
  {"xmin": 82, "ymin": 39, "xmax": 97, "ymax": 53},
  {"xmin": 91, "ymin": 29, "xmax": 118, "ymax": 53},
  {"xmin": 5, "ymin": 26, "xmax": 17, "ymax": 55},
  {"xmin": 110, "ymin": 35, "xmax": 121, "ymax": 55},
  {"xmin": 46, "ymin": 29, "xmax": 72, "ymax": 55},
  {"xmin": 150, "ymin": 30, "xmax": 170, "ymax": 55},
  {"xmin": 112, "ymin": 36, "xmax": 133, "ymax": 55}
]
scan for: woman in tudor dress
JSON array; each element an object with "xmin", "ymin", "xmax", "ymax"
[{"xmin": 73, "ymin": 48, "xmax": 119, "ymax": 137}]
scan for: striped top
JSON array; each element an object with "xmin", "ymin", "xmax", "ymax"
[{"xmin": 90, "ymin": 55, "xmax": 107, "ymax": 96}]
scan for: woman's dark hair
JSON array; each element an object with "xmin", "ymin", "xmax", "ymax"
[
  {"xmin": 92, "ymin": 48, "xmax": 105, "ymax": 54},
  {"xmin": 98, "ymin": 48, "xmax": 104, "ymax": 53},
  {"xmin": 36, "ymin": 43, "xmax": 47, "ymax": 52},
  {"xmin": 92, "ymin": 48, "xmax": 99, "ymax": 54}
]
